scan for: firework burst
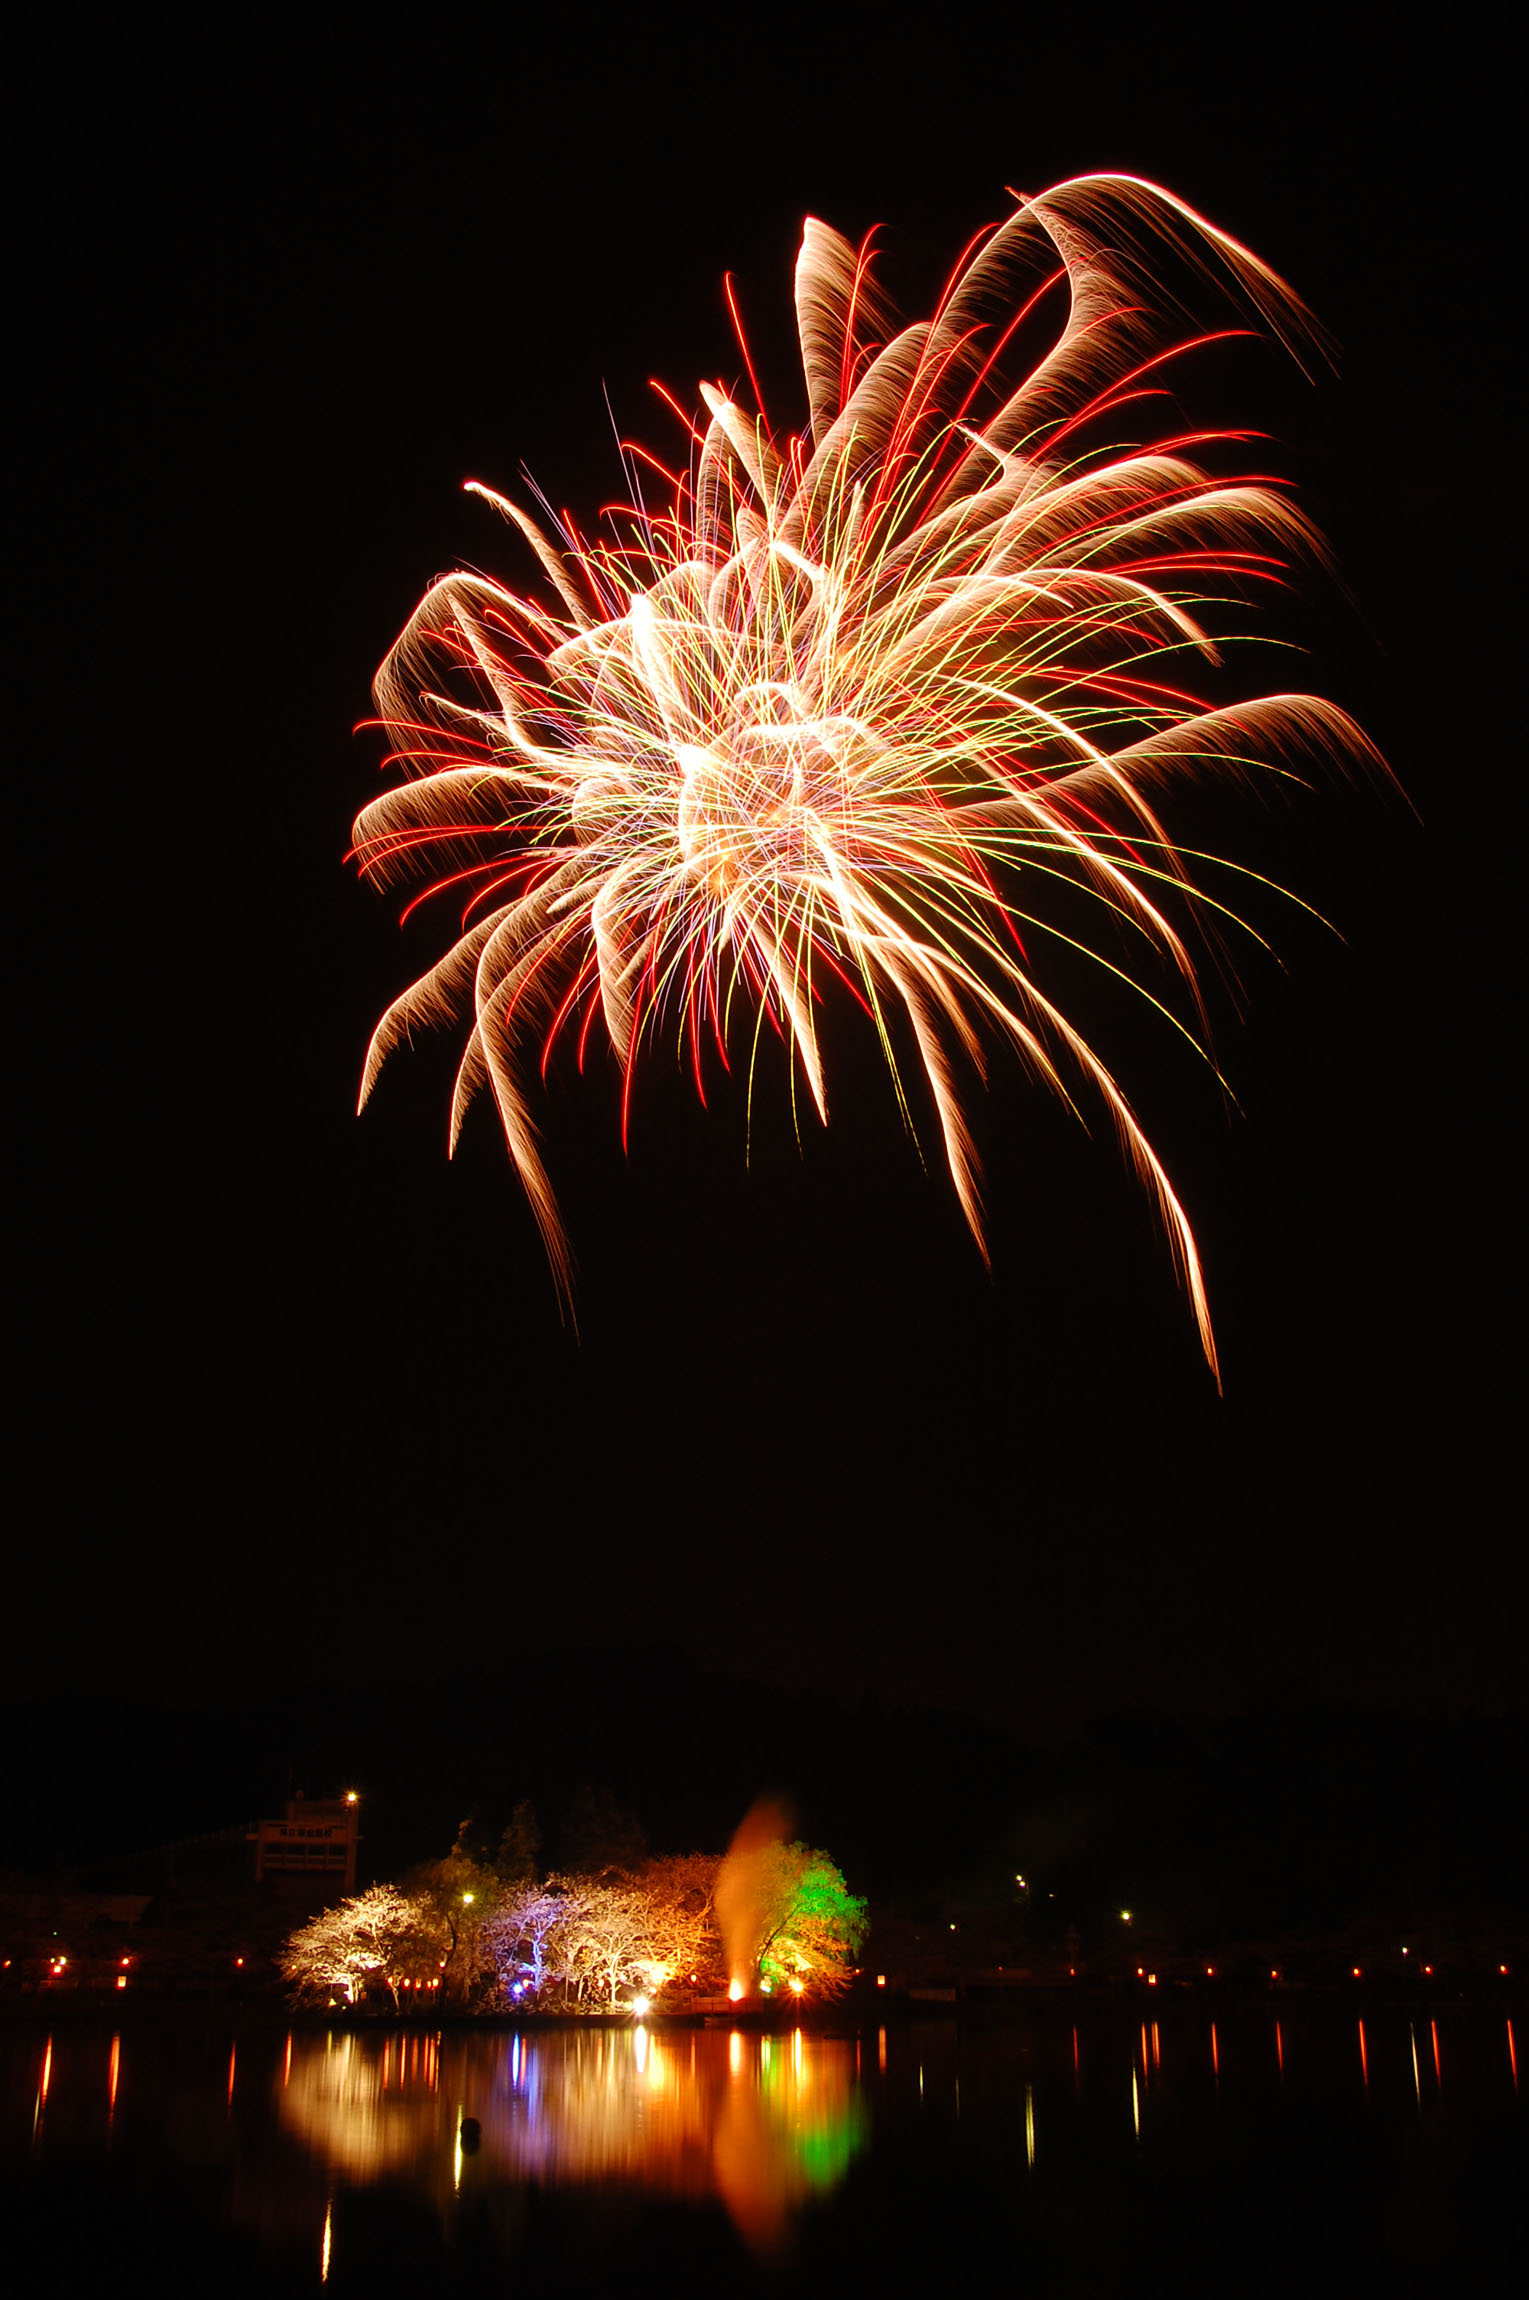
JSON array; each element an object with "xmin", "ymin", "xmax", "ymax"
[{"xmin": 353, "ymin": 175, "xmax": 1382, "ymax": 1381}]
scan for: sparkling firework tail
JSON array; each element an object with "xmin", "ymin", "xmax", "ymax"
[{"xmin": 353, "ymin": 175, "xmax": 1387, "ymax": 1382}]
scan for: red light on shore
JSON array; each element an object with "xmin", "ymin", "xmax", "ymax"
[{"xmin": 1353, "ymin": 1966, "xmax": 1362, "ymax": 1978}]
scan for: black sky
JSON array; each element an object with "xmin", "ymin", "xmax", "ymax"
[{"xmin": 17, "ymin": 8, "xmax": 1518, "ymax": 1741}]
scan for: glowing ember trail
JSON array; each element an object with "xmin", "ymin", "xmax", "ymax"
[{"xmin": 353, "ymin": 175, "xmax": 1383, "ymax": 1375}]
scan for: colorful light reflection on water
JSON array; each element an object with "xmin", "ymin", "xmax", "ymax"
[
  {"xmin": 8, "ymin": 2008, "xmax": 1525, "ymax": 2288},
  {"xmin": 277, "ymin": 2022, "xmax": 865, "ymax": 2249}
]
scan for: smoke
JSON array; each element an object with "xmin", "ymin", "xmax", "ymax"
[{"xmin": 714, "ymin": 1794, "xmax": 795, "ymax": 1998}]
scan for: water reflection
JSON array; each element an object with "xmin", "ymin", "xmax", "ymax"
[
  {"xmin": 32, "ymin": 2033, "xmax": 51, "ymax": 2143},
  {"xmin": 8, "ymin": 2007, "xmax": 1524, "ymax": 2286},
  {"xmin": 276, "ymin": 2024, "xmax": 867, "ymax": 2249}
]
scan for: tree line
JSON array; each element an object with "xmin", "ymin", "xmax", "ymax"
[{"xmin": 281, "ymin": 1824, "xmax": 866, "ymax": 2014}]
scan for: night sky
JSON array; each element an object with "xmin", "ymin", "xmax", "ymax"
[{"xmin": 18, "ymin": 9, "xmax": 1517, "ymax": 1749}]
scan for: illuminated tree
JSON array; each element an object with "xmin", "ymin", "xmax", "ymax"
[
  {"xmin": 555, "ymin": 1877, "xmax": 669, "ymax": 2010},
  {"xmin": 281, "ymin": 1840, "xmax": 861, "ymax": 2014},
  {"xmin": 487, "ymin": 1886, "xmax": 571, "ymax": 2002},
  {"xmin": 752, "ymin": 1846, "xmax": 867, "ymax": 1999},
  {"xmin": 488, "ymin": 1864, "xmax": 721, "ymax": 2010},
  {"xmin": 638, "ymin": 1854, "xmax": 725, "ymax": 1994},
  {"xmin": 280, "ymin": 1884, "xmax": 429, "ymax": 2008},
  {"xmin": 403, "ymin": 1843, "xmax": 507, "ymax": 2006}
]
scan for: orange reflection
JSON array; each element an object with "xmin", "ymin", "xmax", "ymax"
[
  {"xmin": 108, "ymin": 2035, "xmax": 120, "ymax": 2120},
  {"xmin": 32, "ymin": 2035, "xmax": 52, "ymax": 2144},
  {"xmin": 276, "ymin": 2024, "xmax": 866, "ymax": 2252},
  {"xmin": 1358, "ymin": 2019, "xmax": 1368, "ymax": 2088}
]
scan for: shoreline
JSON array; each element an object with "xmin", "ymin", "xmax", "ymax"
[{"xmin": 5, "ymin": 1974, "xmax": 1523, "ymax": 2031}]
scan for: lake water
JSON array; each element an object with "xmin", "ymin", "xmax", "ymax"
[{"xmin": 5, "ymin": 2002, "xmax": 1522, "ymax": 2292}]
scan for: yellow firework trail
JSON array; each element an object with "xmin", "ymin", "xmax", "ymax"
[{"xmin": 353, "ymin": 175, "xmax": 1385, "ymax": 1380}]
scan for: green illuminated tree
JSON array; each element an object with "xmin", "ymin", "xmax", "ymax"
[{"xmin": 752, "ymin": 1845, "xmax": 867, "ymax": 1999}]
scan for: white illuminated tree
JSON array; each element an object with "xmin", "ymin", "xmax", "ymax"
[
  {"xmin": 489, "ymin": 1867, "xmax": 721, "ymax": 2010},
  {"xmin": 488, "ymin": 1887, "xmax": 571, "ymax": 2002},
  {"xmin": 280, "ymin": 1884, "xmax": 433, "ymax": 2008}
]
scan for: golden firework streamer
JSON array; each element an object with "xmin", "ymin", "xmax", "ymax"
[{"xmin": 353, "ymin": 176, "xmax": 1386, "ymax": 1381}]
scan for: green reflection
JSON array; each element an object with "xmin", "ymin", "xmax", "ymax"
[{"xmin": 797, "ymin": 2113, "xmax": 867, "ymax": 2189}]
